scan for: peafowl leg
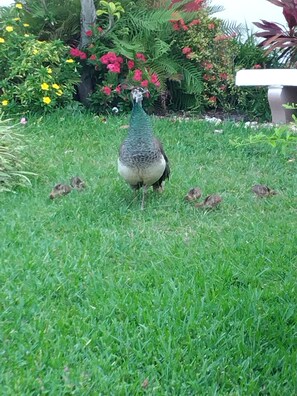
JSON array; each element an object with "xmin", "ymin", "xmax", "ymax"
[{"xmin": 141, "ymin": 185, "xmax": 148, "ymax": 210}]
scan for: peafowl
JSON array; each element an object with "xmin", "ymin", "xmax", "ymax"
[{"xmin": 118, "ymin": 87, "xmax": 170, "ymax": 209}]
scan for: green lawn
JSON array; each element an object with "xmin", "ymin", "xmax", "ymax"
[{"xmin": 0, "ymin": 111, "xmax": 296, "ymax": 395}]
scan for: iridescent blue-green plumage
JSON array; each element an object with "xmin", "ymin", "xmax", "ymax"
[{"xmin": 118, "ymin": 88, "xmax": 170, "ymax": 207}]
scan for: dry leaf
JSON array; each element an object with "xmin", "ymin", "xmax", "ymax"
[
  {"xmin": 141, "ymin": 378, "xmax": 149, "ymax": 389},
  {"xmin": 195, "ymin": 194, "xmax": 222, "ymax": 209},
  {"xmin": 49, "ymin": 183, "xmax": 72, "ymax": 199},
  {"xmin": 252, "ymin": 184, "xmax": 277, "ymax": 197},
  {"xmin": 185, "ymin": 187, "xmax": 202, "ymax": 201},
  {"xmin": 70, "ymin": 176, "xmax": 86, "ymax": 190}
]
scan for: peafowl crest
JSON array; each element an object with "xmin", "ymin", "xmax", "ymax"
[{"xmin": 118, "ymin": 87, "xmax": 170, "ymax": 209}]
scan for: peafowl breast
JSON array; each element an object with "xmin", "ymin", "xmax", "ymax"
[{"xmin": 118, "ymin": 87, "xmax": 170, "ymax": 209}]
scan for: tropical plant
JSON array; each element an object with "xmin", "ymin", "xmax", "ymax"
[
  {"xmin": 254, "ymin": 0, "xmax": 297, "ymax": 66},
  {"xmin": 70, "ymin": 0, "xmax": 204, "ymax": 112},
  {"xmin": 0, "ymin": 118, "xmax": 35, "ymax": 192},
  {"xmin": 0, "ymin": 3, "xmax": 81, "ymax": 115}
]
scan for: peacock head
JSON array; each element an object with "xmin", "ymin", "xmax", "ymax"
[{"xmin": 131, "ymin": 87, "xmax": 149, "ymax": 104}]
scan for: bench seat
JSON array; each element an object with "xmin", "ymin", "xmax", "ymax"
[{"xmin": 235, "ymin": 69, "xmax": 297, "ymax": 123}]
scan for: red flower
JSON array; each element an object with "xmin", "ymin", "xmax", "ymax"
[
  {"xmin": 85, "ymin": 30, "xmax": 93, "ymax": 37},
  {"xmin": 172, "ymin": 22, "xmax": 180, "ymax": 31},
  {"xmin": 102, "ymin": 86, "xmax": 112, "ymax": 95},
  {"xmin": 133, "ymin": 69, "xmax": 143, "ymax": 81},
  {"xmin": 151, "ymin": 73, "xmax": 159, "ymax": 84},
  {"xmin": 219, "ymin": 72, "xmax": 228, "ymax": 79},
  {"xmin": 208, "ymin": 23, "xmax": 215, "ymax": 30},
  {"xmin": 253, "ymin": 64, "xmax": 262, "ymax": 69},
  {"xmin": 203, "ymin": 62, "xmax": 213, "ymax": 70},
  {"xmin": 107, "ymin": 62, "xmax": 121, "ymax": 73},
  {"xmin": 100, "ymin": 52, "xmax": 118, "ymax": 64},
  {"xmin": 203, "ymin": 74, "xmax": 210, "ymax": 81},
  {"xmin": 189, "ymin": 19, "xmax": 201, "ymax": 26},
  {"xmin": 209, "ymin": 96, "xmax": 217, "ymax": 103},
  {"xmin": 70, "ymin": 47, "xmax": 81, "ymax": 57},
  {"xmin": 97, "ymin": 26, "xmax": 103, "ymax": 32},
  {"xmin": 115, "ymin": 85, "xmax": 121, "ymax": 93},
  {"xmin": 127, "ymin": 60, "xmax": 135, "ymax": 69},
  {"xmin": 136, "ymin": 53, "xmax": 147, "ymax": 62},
  {"xmin": 79, "ymin": 52, "xmax": 87, "ymax": 60},
  {"xmin": 182, "ymin": 47, "xmax": 192, "ymax": 54},
  {"xmin": 89, "ymin": 54, "xmax": 97, "ymax": 60},
  {"xmin": 220, "ymin": 85, "xmax": 227, "ymax": 91},
  {"xmin": 141, "ymin": 80, "xmax": 149, "ymax": 87}
]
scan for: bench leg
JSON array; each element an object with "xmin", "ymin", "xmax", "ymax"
[{"xmin": 268, "ymin": 86, "xmax": 297, "ymax": 123}]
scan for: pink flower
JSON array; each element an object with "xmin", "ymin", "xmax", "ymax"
[
  {"xmin": 89, "ymin": 54, "xmax": 97, "ymax": 60},
  {"xmin": 115, "ymin": 85, "xmax": 121, "ymax": 93},
  {"xmin": 208, "ymin": 23, "xmax": 215, "ymax": 30},
  {"xmin": 220, "ymin": 85, "xmax": 227, "ymax": 91},
  {"xmin": 97, "ymin": 27, "xmax": 103, "ymax": 32},
  {"xmin": 203, "ymin": 74, "xmax": 210, "ymax": 81},
  {"xmin": 85, "ymin": 30, "xmax": 93, "ymax": 37},
  {"xmin": 209, "ymin": 96, "xmax": 217, "ymax": 103},
  {"xmin": 136, "ymin": 53, "xmax": 147, "ymax": 62},
  {"xmin": 182, "ymin": 47, "xmax": 192, "ymax": 54},
  {"xmin": 253, "ymin": 64, "xmax": 262, "ymax": 69},
  {"xmin": 100, "ymin": 54, "xmax": 110, "ymax": 64},
  {"xmin": 102, "ymin": 86, "xmax": 112, "ymax": 95},
  {"xmin": 107, "ymin": 62, "xmax": 121, "ymax": 73},
  {"xmin": 133, "ymin": 69, "xmax": 143, "ymax": 81},
  {"xmin": 127, "ymin": 60, "xmax": 135, "ymax": 69},
  {"xmin": 204, "ymin": 62, "xmax": 213, "ymax": 70},
  {"xmin": 20, "ymin": 117, "xmax": 27, "ymax": 125},
  {"xmin": 154, "ymin": 80, "xmax": 160, "ymax": 87},
  {"xmin": 151, "ymin": 73, "xmax": 159, "ymax": 84},
  {"xmin": 141, "ymin": 80, "xmax": 149, "ymax": 87},
  {"xmin": 117, "ymin": 56, "xmax": 124, "ymax": 63},
  {"xmin": 79, "ymin": 52, "xmax": 87, "ymax": 60}
]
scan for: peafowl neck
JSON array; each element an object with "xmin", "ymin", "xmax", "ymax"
[{"xmin": 127, "ymin": 102, "xmax": 154, "ymax": 145}]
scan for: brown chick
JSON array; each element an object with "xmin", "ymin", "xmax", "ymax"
[
  {"xmin": 195, "ymin": 194, "xmax": 222, "ymax": 209},
  {"xmin": 252, "ymin": 184, "xmax": 277, "ymax": 197},
  {"xmin": 49, "ymin": 183, "xmax": 72, "ymax": 199},
  {"xmin": 70, "ymin": 176, "xmax": 86, "ymax": 190},
  {"xmin": 185, "ymin": 187, "xmax": 202, "ymax": 201}
]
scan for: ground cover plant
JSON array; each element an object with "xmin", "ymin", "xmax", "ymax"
[{"xmin": 0, "ymin": 112, "xmax": 296, "ymax": 394}]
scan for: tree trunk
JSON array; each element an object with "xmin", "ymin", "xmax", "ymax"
[{"xmin": 78, "ymin": 0, "xmax": 96, "ymax": 105}]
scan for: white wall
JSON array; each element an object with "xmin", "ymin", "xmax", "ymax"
[{"xmin": 214, "ymin": 0, "xmax": 286, "ymax": 33}]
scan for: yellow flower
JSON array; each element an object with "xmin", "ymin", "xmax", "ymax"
[
  {"xmin": 56, "ymin": 90, "xmax": 63, "ymax": 96},
  {"xmin": 2, "ymin": 100, "xmax": 9, "ymax": 106},
  {"xmin": 23, "ymin": 23, "xmax": 30, "ymax": 27},
  {"xmin": 43, "ymin": 97, "xmax": 51, "ymax": 104},
  {"xmin": 5, "ymin": 26, "xmax": 14, "ymax": 32},
  {"xmin": 24, "ymin": 34, "xmax": 29, "ymax": 37},
  {"xmin": 52, "ymin": 83, "xmax": 60, "ymax": 90},
  {"xmin": 66, "ymin": 59, "xmax": 74, "ymax": 63},
  {"xmin": 41, "ymin": 83, "xmax": 49, "ymax": 90},
  {"xmin": 16, "ymin": 3, "xmax": 23, "ymax": 9},
  {"xmin": 0, "ymin": 38, "xmax": 5, "ymax": 43},
  {"xmin": 13, "ymin": 18, "xmax": 20, "ymax": 21},
  {"xmin": 32, "ymin": 49, "xmax": 39, "ymax": 55},
  {"xmin": 47, "ymin": 68, "xmax": 53, "ymax": 74}
]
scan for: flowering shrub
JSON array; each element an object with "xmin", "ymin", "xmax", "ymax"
[
  {"xmin": 0, "ymin": 3, "xmax": 80, "ymax": 115},
  {"xmin": 174, "ymin": 10, "xmax": 239, "ymax": 111}
]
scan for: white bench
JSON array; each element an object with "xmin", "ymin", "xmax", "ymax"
[{"xmin": 235, "ymin": 69, "xmax": 297, "ymax": 123}]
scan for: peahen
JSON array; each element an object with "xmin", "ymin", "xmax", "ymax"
[{"xmin": 118, "ymin": 87, "xmax": 170, "ymax": 209}]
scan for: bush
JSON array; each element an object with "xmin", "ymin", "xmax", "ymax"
[
  {"xmin": 68, "ymin": 1, "xmax": 204, "ymax": 113},
  {"xmin": 0, "ymin": 3, "xmax": 81, "ymax": 115},
  {"xmin": 0, "ymin": 118, "xmax": 35, "ymax": 192}
]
